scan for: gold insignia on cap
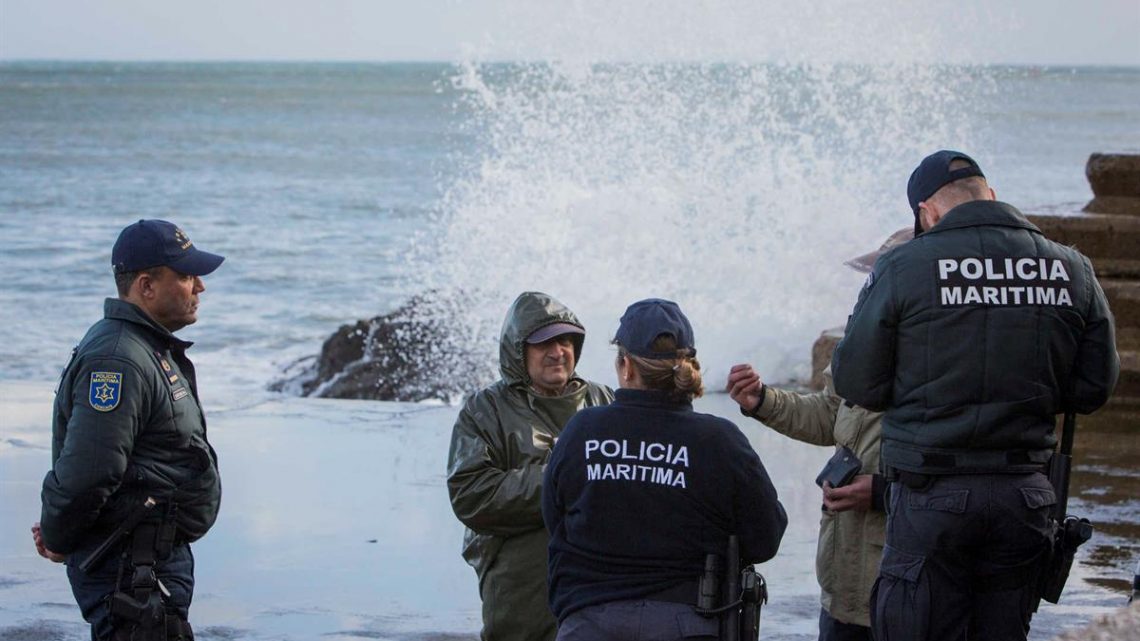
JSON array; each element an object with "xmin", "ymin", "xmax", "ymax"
[{"xmin": 174, "ymin": 228, "xmax": 192, "ymax": 250}]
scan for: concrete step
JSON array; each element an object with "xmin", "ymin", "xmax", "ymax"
[
  {"xmin": 1118, "ymin": 327, "xmax": 1140, "ymax": 353},
  {"xmin": 1083, "ymin": 153, "xmax": 1140, "ymax": 216},
  {"xmin": 1102, "ymin": 279, "xmax": 1139, "ymax": 350},
  {"xmin": 1028, "ymin": 213, "xmax": 1140, "ymax": 279},
  {"xmin": 1085, "ymin": 196, "xmax": 1140, "ymax": 217},
  {"xmin": 1114, "ymin": 349, "xmax": 1140, "ymax": 407}
]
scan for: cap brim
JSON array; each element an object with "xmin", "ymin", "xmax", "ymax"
[
  {"xmin": 526, "ymin": 322, "xmax": 585, "ymax": 344},
  {"xmin": 168, "ymin": 249, "xmax": 225, "ymax": 276}
]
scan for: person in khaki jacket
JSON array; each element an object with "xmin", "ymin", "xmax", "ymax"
[
  {"xmin": 725, "ymin": 228, "xmax": 910, "ymax": 641},
  {"xmin": 447, "ymin": 291, "xmax": 613, "ymax": 641}
]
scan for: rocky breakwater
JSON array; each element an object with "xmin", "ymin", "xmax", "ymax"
[
  {"xmin": 1027, "ymin": 153, "xmax": 1140, "ymax": 416},
  {"xmin": 810, "ymin": 153, "xmax": 1140, "ymax": 416}
]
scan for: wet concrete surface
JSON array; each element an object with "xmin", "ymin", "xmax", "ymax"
[
  {"xmin": 1064, "ymin": 409, "xmax": 1140, "ymax": 600},
  {"xmin": 1, "ymin": 383, "xmax": 1136, "ymax": 640}
]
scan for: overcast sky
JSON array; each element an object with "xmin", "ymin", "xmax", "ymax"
[{"xmin": 1, "ymin": 0, "xmax": 1138, "ymax": 65}]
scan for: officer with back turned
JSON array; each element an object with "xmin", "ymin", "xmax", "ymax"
[
  {"xmin": 33, "ymin": 220, "xmax": 225, "ymax": 641},
  {"xmin": 831, "ymin": 150, "xmax": 1119, "ymax": 641}
]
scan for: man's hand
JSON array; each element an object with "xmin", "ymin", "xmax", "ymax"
[
  {"xmin": 31, "ymin": 522, "xmax": 65, "ymax": 563},
  {"xmin": 822, "ymin": 475, "xmax": 873, "ymax": 513},
  {"xmin": 726, "ymin": 364, "xmax": 764, "ymax": 412}
]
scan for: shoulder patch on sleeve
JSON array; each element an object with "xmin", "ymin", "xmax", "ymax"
[{"xmin": 89, "ymin": 371, "xmax": 123, "ymax": 412}]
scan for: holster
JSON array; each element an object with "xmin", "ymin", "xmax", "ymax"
[
  {"xmin": 109, "ymin": 511, "xmax": 193, "ymax": 641},
  {"xmin": 1038, "ymin": 516, "xmax": 1093, "ymax": 604},
  {"xmin": 694, "ymin": 536, "xmax": 767, "ymax": 641},
  {"xmin": 738, "ymin": 566, "xmax": 767, "ymax": 641}
]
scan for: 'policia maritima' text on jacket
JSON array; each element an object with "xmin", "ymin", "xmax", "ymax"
[
  {"xmin": 446, "ymin": 292, "xmax": 613, "ymax": 641},
  {"xmin": 543, "ymin": 388, "xmax": 788, "ymax": 622},
  {"xmin": 41, "ymin": 298, "xmax": 222, "ymax": 554},
  {"xmin": 832, "ymin": 200, "xmax": 1119, "ymax": 474}
]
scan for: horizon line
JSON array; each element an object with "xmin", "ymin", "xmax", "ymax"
[{"xmin": 2, "ymin": 57, "xmax": 1139, "ymax": 70}]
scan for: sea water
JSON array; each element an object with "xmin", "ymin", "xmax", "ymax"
[
  {"xmin": 2, "ymin": 56, "xmax": 1139, "ymax": 641},
  {"xmin": 1, "ymin": 61, "xmax": 1138, "ymax": 405}
]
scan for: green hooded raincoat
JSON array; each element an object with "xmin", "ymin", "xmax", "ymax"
[{"xmin": 447, "ymin": 292, "xmax": 613, "ymax": 641}]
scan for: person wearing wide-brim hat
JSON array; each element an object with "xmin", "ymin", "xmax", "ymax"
[
  {"xmin": 543, "ymin": 298, "xmax": 788, "ymax": 640},
  {"xmin": 726, "ymin": 226, "xmax": 911, "ymax": 641}
]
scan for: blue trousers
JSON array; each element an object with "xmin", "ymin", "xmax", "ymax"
[
  {"xmin": 66, "ymin": 542, "xmax": 195, "ymax": 641},
  {"xmin": 871, "ymin": 473, "xmax": 1054, "ymax": 641},
  {"xmin": 556, "ymin": 600, "xmax": 719, "ymax": 641},
  {"xmin": 818, "ymin": 607, "xmax": 871, "ymax": 641}
]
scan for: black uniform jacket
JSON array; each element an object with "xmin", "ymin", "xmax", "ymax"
[
  {"xmin": 543, "ymin": 388, "xmax": 787, "ymax": 621},
  {"xmin": 41, "ymin": 298, "xmax": 222, "ymax": 554},
  {"xmin": 832, "ymin": 200, "xmax": 1119, "ymax": 474}
]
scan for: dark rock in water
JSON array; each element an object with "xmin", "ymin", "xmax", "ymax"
[{"xmin": 271, "ymin": 293, "xmax": 495, "ymax": 402}]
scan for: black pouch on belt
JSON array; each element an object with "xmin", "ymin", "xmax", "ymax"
[{"xmin": 815, "ymin": 446, "xmax": 862, "ymax": 489}]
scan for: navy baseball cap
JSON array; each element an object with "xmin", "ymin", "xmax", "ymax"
[
  {"xmin": 907, "ymin": 150, "xmax": 985, "ymax": 234},
  {"xmin": 112, "ymin": 219, "xmax": 225, "ymax": 276},
  {"xmin": 613, "ymin": 298, "xmax": 696, "ymax": 359}
]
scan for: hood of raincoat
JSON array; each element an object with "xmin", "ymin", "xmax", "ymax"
[{"xmin": 499, "ymin": 291, "xmax": 586, "ymax": 387}]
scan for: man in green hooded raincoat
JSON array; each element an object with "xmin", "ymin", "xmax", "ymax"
[{"xmin": 447, "ymin": 291, "xmax": 614, "ymax": 641}]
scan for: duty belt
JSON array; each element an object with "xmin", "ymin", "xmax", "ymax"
[
  {"xmin": 645, "ymin": 580, "xmax": 700, "ymax": 605},
  {"xmin": 887, "ymin": 448, "xmax": 1051, "ymax": 474}
]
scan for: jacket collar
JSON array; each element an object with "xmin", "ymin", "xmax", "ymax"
[
  {"xmin": 924, "ymin": 200, "xmax": 1041, "ymax": 236},
  {"xmin": 614, "ymin": 388, "xmax": 692, "ymax": 410},
  {"xmin": 103, "ymin": 298, "xmax": 194, "ymax": 350}
]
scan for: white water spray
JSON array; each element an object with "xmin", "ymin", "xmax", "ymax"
[{"xmin": 407, "ymin": 2, "xmax": 997, "ymax": 389}]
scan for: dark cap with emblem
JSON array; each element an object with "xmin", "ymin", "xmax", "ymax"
[
  {"xmin": 907, "ymin": 150, "xmax": 985, "ymax": 236},
  {"xmin": 112, "ymin": 219, "xmax": 225, "ymax": 276},
  {"xmin": 613, "ymin": 298, "xmax": 696, "ymax": 359}
]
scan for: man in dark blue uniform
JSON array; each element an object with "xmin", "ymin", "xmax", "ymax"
[
  {"xmin": 33, "ymin": 219, "xmax": 225, "ymax": 641},
  {"xmin": 831, "ymin": 151, "xmax": 1118, "ymax": 641}
]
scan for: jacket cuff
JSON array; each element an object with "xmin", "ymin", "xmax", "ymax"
[
  {"xmin": 739, "ymin": 384, "xmax": 768, "ymax": 419},
  {"xmin": 871, "ymin": 473, "xmax": 887, "ymax": 512}
]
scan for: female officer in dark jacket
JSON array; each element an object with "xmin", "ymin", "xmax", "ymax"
[{"xmin": 543, "ymin": 298, "xmax": 788, "ymax": 640}]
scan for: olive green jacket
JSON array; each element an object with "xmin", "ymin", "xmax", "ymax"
[
  {"xmin": 447, "ymin": 292, "xmax": 612, "ymax": 640},
  {"xmin": 748, "ymin": 367, "xmax": 884, "ymax": 627},
  {"xmin": 41, "ymin": 299, "xmax": 222, "ymax": 555}
]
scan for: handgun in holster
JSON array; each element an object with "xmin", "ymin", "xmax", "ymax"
[
  {"xmin": 1038, "ymin": 515, "xmax": 1092, "ymax": 604},
  {"xmin": 695, "ymin": 535, "xmax": 768, "ymax": 641},
  {"xmin": 1037, "ymin": 412, "xmax": 1094, "ymax": 605},
  {"xmin": 80, "ymin": 496, "xmax": 188, "ymax": 640}
]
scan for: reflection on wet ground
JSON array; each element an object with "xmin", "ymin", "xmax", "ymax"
[
  {"xmin": 0, "ymin": 382, "xmax": 1135, "ymax": 640},
  {"xmin": 1066, "ymin": 409, "xmax": 1140, "ymax": 598}
]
